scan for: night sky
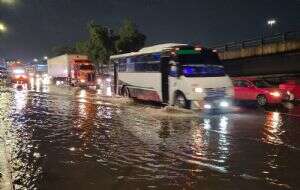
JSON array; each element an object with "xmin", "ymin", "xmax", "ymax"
[{"xmin": 0, "ymin": 0, "xmax": 299, "ymax": 61}]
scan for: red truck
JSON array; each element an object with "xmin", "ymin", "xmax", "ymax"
[
  {"xmin": 47, "ymin": 54, "xmax": 96, "ymax": 87},
  {"xmin": 8, "ymin": 62, "xmax": 29, "ymax": 84}
]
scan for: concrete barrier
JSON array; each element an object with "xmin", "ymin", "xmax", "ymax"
[{"xmin": 218, "ymin": 40, "xmax": 300, "ymax": 60}]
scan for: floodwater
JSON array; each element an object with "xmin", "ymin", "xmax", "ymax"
[{"xmin": 0, "ymin": 81, "xmax": 300, "ymax": 190}]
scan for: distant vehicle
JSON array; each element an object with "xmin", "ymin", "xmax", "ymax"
[
  {"xmin": 279, "ymin": 80, "xmax": 300, "ymax": 101},
  {"xmin": 8, "ymin": 63, "xmax": 28, "ymax": 84},
  {"xmin": 96, "ymin": 73, "xmax": 112, "ymax": 89},
  {"xmin": 110, "ymin": 43, "xmax": 234, "ymax": 110},
  {"xmin": 47, "ymin": 54, "xmax": 96, "ymax": 87},
  {"xmin": 233, "ymin": 78, "xmax": 289, "ymax": 106}
]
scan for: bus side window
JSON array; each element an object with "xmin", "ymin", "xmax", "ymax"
[{"xmin": 169, "ymin": 65, "xmax": 178, "ymax": 77}]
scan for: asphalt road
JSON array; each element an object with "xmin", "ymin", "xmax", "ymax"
[{"xmin": 0, "ymin": 82, "xmax": 300, "ymax": 190}]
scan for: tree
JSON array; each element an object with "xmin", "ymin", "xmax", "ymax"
[
  {"xmin": 116, "ymin": 19, "xmax": 146, "ymax": 53},
  {"xmin": 75, "ymin": 41, "xmax": 88, "ymax": 54},
  {"xmin": 86, "ymin": 22, "xmax": 115, "ymax": 73},
  {"xmin": 51, "ymin": 46, "xmax": 77, "ymax": 57}
]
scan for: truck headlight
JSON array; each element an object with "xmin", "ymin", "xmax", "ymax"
[{"xmin": 194, "ymin": 87, "xmax": 204, "ymax": 93}]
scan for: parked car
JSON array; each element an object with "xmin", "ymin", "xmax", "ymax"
[
  {"xmin": 279, "ymin": 80, "xmax": 300, "ymax": 101},
  {"xmin": 233, "ymin": 78, "xmax": 289, "ymax": 106}
]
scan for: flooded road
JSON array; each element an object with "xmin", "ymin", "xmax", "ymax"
[{"xmin": 1, "ymin": 83, "xmax": 300, "ymax": 190}]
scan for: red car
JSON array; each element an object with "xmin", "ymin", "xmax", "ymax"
[
  {"xmin": 279, "ymin": 80, "xmax": 300, "ymax": 101},
  {"xmin": 233, "ymin": 78, "xmax": 288, "ymax": 106}
]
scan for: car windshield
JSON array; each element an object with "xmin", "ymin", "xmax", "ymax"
[
  {"xmin": 252, "ymin": 80, "xmax": 272, "ymax": 88},
  {"xmin": 182, "ymin": 65, "xmax": 225, "ymax": 77}
]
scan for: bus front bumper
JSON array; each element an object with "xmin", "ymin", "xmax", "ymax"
[{"xmin": 191, "ymin": 98, "xmax": 232, "ymax": 110}]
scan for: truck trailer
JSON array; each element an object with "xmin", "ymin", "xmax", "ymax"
[{"xmin": 48, "ymin": 54, "xmax": 96, "ymax": 87}]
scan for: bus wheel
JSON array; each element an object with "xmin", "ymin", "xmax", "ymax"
[
  {"xmin": 257, "ymin": 94, "xmax": 267, "ymax": 106},
  {"xmin": 122, "ymin": 87, "xmax": 131, "ymax": 98},
  {"xmin": 174, "ymin": 92, "xmax": 190, "ymax": 109}
]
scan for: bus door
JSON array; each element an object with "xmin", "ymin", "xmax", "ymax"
[
  {"xmin": 161, "ymin": 57, "xmax": 170, "ymax": 103},
  {"xmin": 113, "ymin": 60, "xmax": 118, "ymax": 95}
]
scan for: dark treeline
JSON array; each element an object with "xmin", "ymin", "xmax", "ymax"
[{"xmin": 51, "ymin": 19, "xmax": 146, "ymax": 73}]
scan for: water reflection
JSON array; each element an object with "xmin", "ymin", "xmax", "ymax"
[
  {"xmin": 28, "ymin": 76, "xmax": 49, "ymax": 93},
  {"xmin": 263, "ymin": 112, "xmax": 284, "ymax": 145},
  {"xmin": 14, "ymin": 88, "xmax": 28, "ymax": 113},
  {"xmin": 201, "ymin": 116, "xmax": 230, "ymax": 166},
  {"xmin": 3, "ymin": 84, "xmax": 300, "ymax": 189}
]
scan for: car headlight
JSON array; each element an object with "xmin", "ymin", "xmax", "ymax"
[
  {"xmin": 194, "ymin": 87, "xmax": 204, "ymax": 93},
  {"xmin": 270, "ymin": 91, "xmax": 281, "ymax": 97}
]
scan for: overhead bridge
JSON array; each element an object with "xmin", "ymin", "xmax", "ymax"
[{"xmin": 212, "ymin": 31, "xmax": 300, "ymax": 76}]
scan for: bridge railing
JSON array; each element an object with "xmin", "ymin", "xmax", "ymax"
[{"xmin": 211, "ymin": 31, "xmax": 300, "ymax": 52}]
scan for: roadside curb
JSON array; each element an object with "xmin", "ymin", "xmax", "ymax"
[
  {"xmin": 0, "ymin": 91, "xmax": 13, "ymax": 190},
  {"xmin": 0, "ymin": 132, "xmax": 13, "ymax": 190}
]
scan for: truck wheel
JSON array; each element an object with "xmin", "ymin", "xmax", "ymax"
[
  {"xmin": 174, "ymin": 92, "xmax": 190, "ymax": 109},
  {"xmin": 257, "ymin": 95, "xmax": 267, "ymax": 106},
  {"xmin": 122, "ymin": 87, "xmax": 131, "ymax": 98}
]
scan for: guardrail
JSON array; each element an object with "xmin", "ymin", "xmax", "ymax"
[{"xmin": 211, "ymin": 31, "xmax": 300, "ymax": 52}]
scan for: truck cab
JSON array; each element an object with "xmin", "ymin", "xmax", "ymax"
[{"xmin": 73, "ymin": 62, "xmax": 96, "ymax": 86}]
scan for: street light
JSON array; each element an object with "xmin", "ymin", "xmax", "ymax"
[
  {"xmin": 267, "ymin": 19, "xmax": 277, "ymax": 27},
  {"xmin": 0, "ymin": 22, "xmax": 7, "ymax": 33},
  {"xmin": 33, "ymin": 58, "xmax": 38, "ymax": 62},
  {"xmin": 43, "ymin": 56, "xmax": 48, "ymax": 60}
]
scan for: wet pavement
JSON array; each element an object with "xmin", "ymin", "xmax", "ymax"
[{"xmin": 0, "ymin": 81, "xmax": 300, "ymax": 190}]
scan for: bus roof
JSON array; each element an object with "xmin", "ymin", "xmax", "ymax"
[{"xmin": 110, "ymin": 43, "xmax": 187, "ymax": 59}]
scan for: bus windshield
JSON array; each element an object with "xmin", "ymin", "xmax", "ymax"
[{"xmin": 182, "ymin": 65, "xmax": 225, "ymax": 77}]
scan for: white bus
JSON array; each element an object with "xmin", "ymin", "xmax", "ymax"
[{"xmin": 110, "ymin": 43, "xmax": 234, "ymax": 109}]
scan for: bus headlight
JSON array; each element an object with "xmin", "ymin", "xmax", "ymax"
[
  {"xmin": 194, "ymin": 87, "xmax": 204, "ymax": 93},
  {"xmin": 220, "ymin": 101, "xmax": 229, "ymax": 107},
  {"xmin": 204, "ymin": 104, "xmax": 212, "ymax": 109}
]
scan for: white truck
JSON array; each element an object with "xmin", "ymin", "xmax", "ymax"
[{"xmin": 48, "ymin": 54, "xmax": 96, "ymax": 86}]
